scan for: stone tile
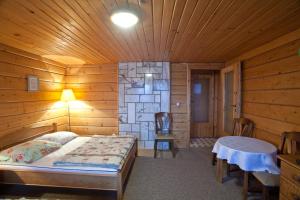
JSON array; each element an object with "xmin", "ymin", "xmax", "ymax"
[
  {"xmin": 119, "ymin": 63, "xmax": 127, "ymax": 70},
  {"xmin": 119, "ymin": 113, "xmax": 127, "ymax": 124},
  {"xmin": 131, "ymin": 77, "xmax": 144, "ymax": 88},
  {"xmin": 136, "ymin": 73, "xmax": 144, "ymax": 78},
  {"xmin": 125, "ymin": 84, "xmax": 132, "ymax": 88},
  {"xmin": 148, "ymin": 131, "xmax": 155, "ymax": 141},
  {"xmin": 149, "ymin": 122, "xmax": 155, "ymax": 131},
  {"xmin": 136, "ymin": 103, "xmax": 144, "ymax": 112},
  {"xmin": 137, "ymin": 66, "xmax": 150, "ymax": 74},
  {"xmin": 142, "ymin": 62, "xmax": 151, "ymax": 67},
  {"xmin": 155, "ymin": 95, "xmax": 160, "ymax": 103},
  {"xmin": 118, "ymin": 84, "xmax": 125, "ymax": 107},
  {"xmin": 143, "ymin": 103, "xmax": 160, "ymax": 113},
  {"xmin": 157, "ymin": 142, "xmax": 169, "ymax": 150},
  {"xmin": 136, "ymin": 113, "xmax": 154, "ymax": 122},
  {"xmin": 161, "ymin": 91, "xmax": 170, "ymax": 112},
  {"xmin": 119, "ymin": 61, "xmax": 170, "ymax": 150},
  {"xmin": 162, "ymin": 62, "xmax": 170, "ymax": 79},
  {"xmin": 145, "ymin": 74, "xmax": 153, "ymax": 94},
  {"xmin": 132, "ymin": 124, "xmax": 140, "ymax": 132},
  {"xmin": 131, "ymin": 132, "xmax": 140, "ymax": 139},
  {"xmin": 152, "ymin": 74, "xmax": 162, "ymax": 79},
  {"xmin": 153, "ymin": 79, "xmax": 169, "ymax": 91},
  {"xmin": 119, "ymin": 76, "xmax": 130, "ymax": 84},
  {"xmin": 120, "ymin": 124, "xmax": 131, "ymax": 132},
  {"xmin": 119, "ymin": 106, "xmax": 127, "ymax": 113},
  {"xmin": 156, "ymin": 62, "xmax": 163, "ymax": 67},
  {"xmin": 140, "ymin": 95, "xmax": 155, "ymax": 102},
  {"xmin": 128, "ymin": 103, "xmax": 136, "ymax": 123},
  {"xmin": 128, "ymin": 62, "xmax": 137, "ymax": 77},
  {"xmin": 126, "ymin": 88, "xmax": 144, "ymax": 94},
  {"xmin": 140, "ymin": 122, "xmax": 149, "ymax": 140},
  {"xmin": 148, "ymin": 62, "xmax": 156, "ymax": 67},
  {"xmin": 119, "ymin": 132, "xmax": 127, "ymax": 136},
  {"xmin": 149, "ymin": 67, "xmax": 163, "ymax": 74},
  {"xmin": 144, "ymin": 140, "xmax": 154, "ymax": 149},
  {"xmin": 125, "ymin": 95, "xmax": 139, "ymax": 102},
  {"xmin": 119, "ymin": 69, "xmax": 127, "ymax": 75}
]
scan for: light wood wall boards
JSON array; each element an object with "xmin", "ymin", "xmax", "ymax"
[
  {"xmin": 0, "ymin": 0, "xmax": 300, "ymax": 64},
  {"xmin": 226, "ymin": 28, "xmax": 300, "ymax": 147},
  {"xmin": 0, "ymin": 43, "xmax": 68, "ymax": 139},
  {"xmin": 170, "ymin": 63, "xmax": 188, "ymax": 148},
  {"xmin": 65, "ymin": 64, "xmax": 118, "ymax": 135}
]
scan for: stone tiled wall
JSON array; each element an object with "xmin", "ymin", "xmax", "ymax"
[{"xmin": 118, "ymin": 62, "xmax": 170, "ymax": 149}]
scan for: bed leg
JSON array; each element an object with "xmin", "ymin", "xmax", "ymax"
[{"xmin": 117, "ymin": 176, "xmax": 123, "ymax": 200}]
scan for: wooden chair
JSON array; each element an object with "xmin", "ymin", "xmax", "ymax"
[
  {"xmin": 154, "ymin": 112, "xmax": 176, "ymax": 158},
  {"xmin": 212, "ymin": 117, "xmax": 255, "ymax": 165},
  {"xmin": 244, "ymin": 132, "xmax": 300, "ymax": 200}
]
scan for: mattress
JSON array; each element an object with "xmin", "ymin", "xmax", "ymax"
[{"xmin": 0, "ymin": 137, "xmax": 125, "ymax": 175}]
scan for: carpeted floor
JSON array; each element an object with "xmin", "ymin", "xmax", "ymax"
[{"xmin": 0, "ymin": 148, "xmax": 251, "ymax": 200}]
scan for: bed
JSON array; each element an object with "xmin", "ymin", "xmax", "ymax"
[{"xmin": 0, "ymin": 123, "xmax": 138, "ymax": 200}]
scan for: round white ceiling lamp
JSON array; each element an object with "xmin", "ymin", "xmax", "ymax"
[{"xmin": 111, "ymin": 8, "xmax": 139, "ymax": 28}]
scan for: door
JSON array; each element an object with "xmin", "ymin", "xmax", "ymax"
[
  {"xmin": 220, "ymin": 62, "xmax": 241, "ymax": 135},
  {"xmin": 190, "ymin": 74, "xmax": 214, "ymax": 138}
]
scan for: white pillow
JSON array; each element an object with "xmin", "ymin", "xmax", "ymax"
[{"xmin": 36, "ymin": 131, "xmax": 78, "ymax": 145}]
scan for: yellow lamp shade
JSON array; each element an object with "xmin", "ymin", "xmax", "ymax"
[{"xmin": 61, "ymin": 89, "xmax": 76, "ymax": 102}]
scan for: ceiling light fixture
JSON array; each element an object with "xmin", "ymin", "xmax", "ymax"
[{"xmin": 111, "ymin": 8, "xmax": 139, "ymax": 28}]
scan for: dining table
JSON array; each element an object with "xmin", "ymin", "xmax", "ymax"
[{"xmin": 212, "ymin": 136, "xmax": 280, "ymax": 184}]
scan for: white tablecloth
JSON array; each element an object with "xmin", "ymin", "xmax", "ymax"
[{"xmin": 212, "ymin": 136, "xmax": 280, "ymax": 174}]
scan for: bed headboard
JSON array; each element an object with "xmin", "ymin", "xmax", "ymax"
[{"xmin": 0, "ymin": 123, "xmax": 57, "ymax": 150}]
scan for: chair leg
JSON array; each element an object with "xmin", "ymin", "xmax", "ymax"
[
  {"xmin": 154, "ymin": 140, "xmax": 158, "ymax": 158},
  {"xmin": 243, "ymin": 171, "xmax": 249, "ymax": 200},
  {"xmin": 227, "ymin": 164, "xmax": 231, "ymax": 177},
  {"xmin": 262, "ymin": 186, "xmax": 269, "ymax": 200},
  {"xmin": 212, "ymin": 153, "xmax": 217, "ymax": 166},
  {"xmin": 170, "ymin": 140, "xmax": 175, "ymax": 158}
]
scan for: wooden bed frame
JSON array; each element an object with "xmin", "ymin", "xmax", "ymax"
[{"xmin": 0, "ymin": 123, "xmax": 138, "ymax": 200}]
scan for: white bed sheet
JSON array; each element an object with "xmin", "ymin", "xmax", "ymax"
[{"xmin": 0, "ymin": 137, "xmax": 118, "ymax": 175}]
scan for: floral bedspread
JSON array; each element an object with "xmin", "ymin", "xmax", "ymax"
[{"xmin": 53, "ymin": 135, "xmax": 135, "ymax": 170}]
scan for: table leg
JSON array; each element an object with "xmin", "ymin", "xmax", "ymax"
[
  {"xmin": 243, "ymin": 171, "xmax": 249, "ymax": 200},
  {"xmin": 216, "ymin": 158, "xmax": 224, "ymax": 183}
]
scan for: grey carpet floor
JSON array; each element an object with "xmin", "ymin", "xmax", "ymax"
[{"xmin": 0, "ymin": 148, "xmax": 251, "ymax": 200}]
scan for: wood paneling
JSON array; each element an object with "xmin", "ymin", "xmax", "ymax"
[
  {"xmin": 0, "ymin": 0, "xmax": 299, "ymax": 64},
  {"xmin": 66, "ymin": 64, "xmax": 118, "ymax": 135},
  {"xmin": 171, "ymin": 63, "xmax": 188, "ymax": 148},
  {"xmin": 226, "ymin": 28, "xmax": 300, "ymax": 147},
  {"xmin": 0, "ymin": 43, "xmax": 67, "ymax": 139}
]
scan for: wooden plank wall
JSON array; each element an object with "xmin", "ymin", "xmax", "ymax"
[
  {"xmin": 65, "ymin": 64, "xmax": 118, "ymax": 135},
  {"xmin": 227, "ymin": 28, "xmax": 300, "ymax": 147},
  {"xmin": 0, "ymin": 43, "xmax": 68, "ymax": 139},
  {"xmin": 170, "ymin": 63, "xmax": 188, "ymax": 148}
]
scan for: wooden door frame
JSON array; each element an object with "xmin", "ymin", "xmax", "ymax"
[
  {"xmin": 187, "ymin": 64, "xmax": 223, "ymax": 146},
  {"xmin": 220, "ymin": 62, "xmax": 242, "ymax": 136},
  {"xmin": 190, "ymin": 74, "xmax": 214, "ymax": 138}
]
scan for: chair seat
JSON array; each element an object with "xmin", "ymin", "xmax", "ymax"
[
  {"xmin": 252, "ymin": 172, "xmax": 280, "ymax": 187},
  {"xmin": 155, "ymin": 134, "xmax": 175, "ymax": 140}
]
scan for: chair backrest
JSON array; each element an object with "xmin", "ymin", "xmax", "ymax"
[
  {"xmin": 232, "ymin": 117, "xmax": 254, "ymax": 137},
  {"xmin": 155, "ymin": 112, "xmax": 172, "ymax": 134},
  {"xmin": 279, "ymin": 132, "xmax": 300, "ymax": 155}
]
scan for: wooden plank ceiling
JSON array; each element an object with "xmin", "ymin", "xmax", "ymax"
[{"xmin": 0, "ymin": 0, "xmax": 299, "ymax": 65}]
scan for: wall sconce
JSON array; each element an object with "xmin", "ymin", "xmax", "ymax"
[{"xmin": 61, "ymin": 89, "xmax": 76, "ymax": 131}]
